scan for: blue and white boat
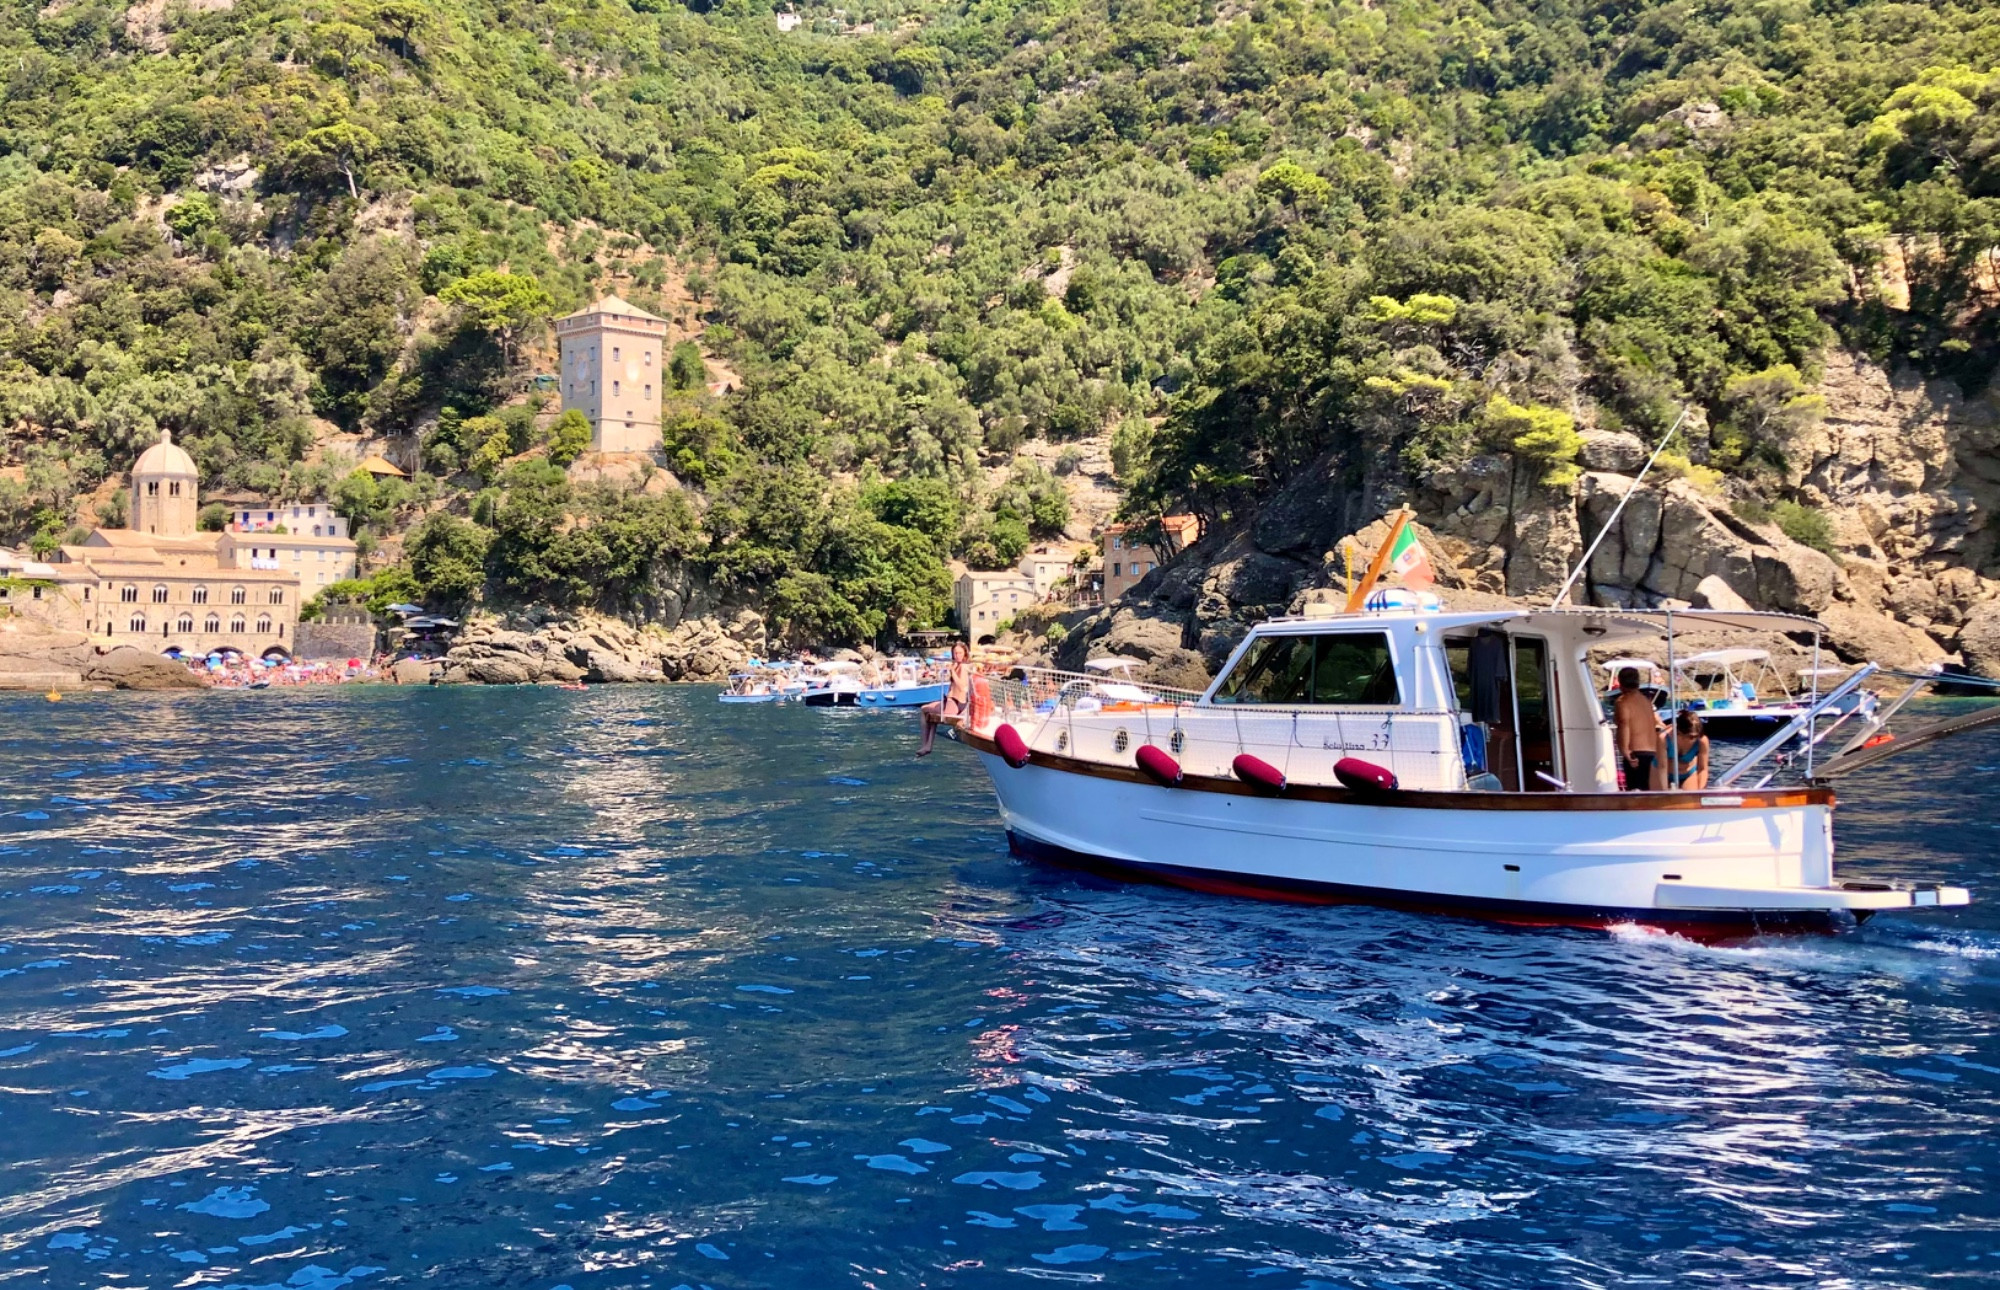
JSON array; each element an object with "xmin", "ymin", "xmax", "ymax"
[
  {"xmin": 718, "ymin": 664, "xmax": 804, "ymax": 704},
  {"xmin": 857, "ymin": 679, "xmax": 947, "ymax": 708}
]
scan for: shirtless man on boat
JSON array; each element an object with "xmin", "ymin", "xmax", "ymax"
[{"xmin": 1614, "ymin": 665, "xmax": 1666, "ymax": 790}]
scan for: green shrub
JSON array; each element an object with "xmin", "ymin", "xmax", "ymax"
[{"xmin": 1772, "ymin": 501, "xmax": 1836, "ymax": 553}]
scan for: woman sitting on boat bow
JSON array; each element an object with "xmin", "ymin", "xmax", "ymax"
[{"xmin": 916, "ymin": 640, "xmax": 971, "ymax": 756}]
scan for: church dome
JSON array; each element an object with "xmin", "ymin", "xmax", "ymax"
[{"xmin": 133, "ymin": 429, "xmax": 197, "ymax": 478}]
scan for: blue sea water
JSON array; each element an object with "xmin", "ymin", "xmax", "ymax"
[{"xmin": 1, "ymin": 685, "xmax": 1997, "ymax": 1289}]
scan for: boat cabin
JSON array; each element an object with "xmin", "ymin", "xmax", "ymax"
[{"xmin": 985, "ymin": 599, "xmax": 1831, "ymax": 796}]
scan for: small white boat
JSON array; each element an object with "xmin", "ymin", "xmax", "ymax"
[
  {"xmin": 1673, "ymin": 650, "xmax": 1878, "ymax": 738},
  {"xmin": 718, "ymin": 663, "xmax": 804, "ymax": 704},
  {"xmin": 948, "ymin": 602, "xmax": 1971, "ymax": 937},
  {"xmin": 800, "ymin": 660, "xmax": 864, "ymax": 707}
]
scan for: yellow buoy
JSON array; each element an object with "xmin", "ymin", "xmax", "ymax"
[{"xmin": 46, "ymin": 689, "xmax": 62, "ymax": 702}]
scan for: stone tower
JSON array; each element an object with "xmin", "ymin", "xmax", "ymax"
[
  {"xmin": 130, "ymin": 429, "xmax": 199, "ymax": 537},
  {"xmin": 555, "ymin": 295, "xmax": 668, "ymax": 455}
]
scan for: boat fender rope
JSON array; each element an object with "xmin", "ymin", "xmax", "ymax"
[
  {"xmin": 1334, "ymin": 757, "xmax": 1399, "ymax": 793},
  {"xmin": 994, "ymin": 723, "xmax": 1032, "ymax": 768},
  {"xmin": 1135, "ymin": 744, "xmax": 1182, "ymax": 786},
  {"xmin": 1231, "ymin": 753, "xmax": 1286, "ymax": 793}
]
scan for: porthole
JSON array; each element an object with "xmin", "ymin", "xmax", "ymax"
[
  {"xmin": 1169, "ymin": 729, "xmax": 1186, "ymax": 755},
  {"xmin": 1113, "ymin": 729, "xmax": 1129, "ymax": 755},
  {"xmin": 1055, "ymin": 730, "xmax": 1068, "ymax": 753}
]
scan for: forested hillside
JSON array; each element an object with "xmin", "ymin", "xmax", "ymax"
[{"xmin": 1, "ymin": 0, "xmax": 1995, "ymax": 641}]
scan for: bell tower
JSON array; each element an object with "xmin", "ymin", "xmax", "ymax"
[{"xmin": 130, "ymin": 429, "xmax": 199, "ymax": 538}]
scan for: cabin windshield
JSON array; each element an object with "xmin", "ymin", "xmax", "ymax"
[{"xmin": 1213, "ymin": 631, "xmax": 1401, "ymax": 706}]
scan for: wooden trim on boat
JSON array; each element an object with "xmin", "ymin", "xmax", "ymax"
[{"xmin": 948, "ymin": 724, "xmax": 1834, "ymax": 812}]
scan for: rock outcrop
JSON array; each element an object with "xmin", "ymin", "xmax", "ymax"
[
  {"xmin": 432, "ymin": 608, "xmax": 765, "ymax": 685},
  {"xmin": 1037, "ymin": 346, "xmax": 1998, "ymax": 681},
  {"xmin": 0, "ymin": 621, "xmax": 207, "ymax": 690},
  {"xmin": 1959, "ymin": 601, "xmax": 2000, "ymax": 680}
]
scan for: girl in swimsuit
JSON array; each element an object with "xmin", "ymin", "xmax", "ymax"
[
  {"xmin": 1671, "ymin": 708, "xmax": 1710, "ymax": 790},
  {"xmin": 917, "ymin": 640, "xmax": 971, "ymax": 756}
]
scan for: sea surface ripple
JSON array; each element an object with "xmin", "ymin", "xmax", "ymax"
[{"xmin": 1, "ymin": 686, "xmax": 1997, "ymax": 1288}]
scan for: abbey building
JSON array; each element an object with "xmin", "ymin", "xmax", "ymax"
[{"xmin": 0, "ymin": 431, "xmax": 356, "ymax": 657}]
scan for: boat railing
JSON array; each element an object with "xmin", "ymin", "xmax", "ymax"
[{"xmin": 978, "ymin": 668, "xmax": 1466, "ymax": 788}]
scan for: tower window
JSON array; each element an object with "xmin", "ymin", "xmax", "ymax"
[
  {"xmin": 255, "ymin": 615, "xmax": 272, "ymax": 634},
  {"xmin": 147, "ymin": 481, "xmax": 158, "ymax": 496},
  {"xmin": 613, "ymin": 346, "xmax": 621, "ymax": 361},
  {"xmin": 613, "ymin": 380, "xmax": 621, "ymax": 395},
  {"xmin": 204, "ymin": 613, "xmax": 220, "ymax": 633},
  {"xmin": 176, "ymin": 614, "xmax": 193, "ymax": 633},
  {"xmin": 169, "ymin": 481, "xmax": 181, "ymax": 497},
  {"xmin": 229, "ymin": 616, "xmax": 246, "ymax": 633}
]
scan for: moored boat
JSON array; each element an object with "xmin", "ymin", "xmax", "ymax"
[
  {"xmin": 948, "ymin": 600, "xmax": 1973, "ymax": 937},
  {"xmin": 856, "ymin": 658, "xmax": 948, "ymax": 708}
]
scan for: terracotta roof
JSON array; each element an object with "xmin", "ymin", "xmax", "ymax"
[
  {"xmin": 358, "ymin": 454, "xmax": 407, "ymax": 478},
  {"xmin": 565, "ymin": 293, "xmax": 665, "ymax": 323}
]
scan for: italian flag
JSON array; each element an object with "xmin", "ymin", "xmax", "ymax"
[{"xmin": 1387, "ymin": 521, "xmax": 1435, "ymax": 587}]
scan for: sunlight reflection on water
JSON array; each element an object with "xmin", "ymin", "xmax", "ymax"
[{"xmin": 1, "ymin": 686, "xmax": 1996, "ymax": 1287}]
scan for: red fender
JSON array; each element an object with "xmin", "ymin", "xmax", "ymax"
[
  {"xmin": 1334, "ymin": 757, "xmax": 1398, "ymax": 793},
  {"xmin": 1231, "ymin": 753, "xmax": 1287, "ymax": 793},
  {"xmin": 1134, "ymin": 744, "xmax": 1182, "ymax": 786},
  {"xmin": 994, "ymin": 723, "xmax": 1032, "ymax": 768}
]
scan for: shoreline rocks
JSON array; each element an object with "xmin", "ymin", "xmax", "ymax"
[
  {"xmin": 0, "ymin": 621, "xmax": 208, "ymax": 690},
  {"xmin": 430, "ymin": 608, "xmax": 764, "ymax": 685}
]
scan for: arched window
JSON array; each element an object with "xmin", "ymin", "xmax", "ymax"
[
  {"xmin": 270, "ymin": 587, "xmax": 284, "ymax": 605},
  {"xmin": 204, "ymin": 613, "xmax": 220, "ymax": 633},
  {"xmin": 120, "ymin": 585, "xmax": 138, "ymax": 603},
  {"xmin": 128, "ymin": 613, "xmax": 146, "ymax": 633},
  {"xmin": 169, "ymin": 481, "xmax": 181, "ymax": 497},
  {"xmin": 255, "ymin": 614, "xmax": 272, "ymax": 634},
  {"xmin": 146, "ymin": 481, "xmax": 158, "ymax": 497},
  {"xmin": 176, "ymin": 614, "xmax": 193, "ymax": 634},
  {"xmin": 230, "ymin": 586, "xmax": 246, "ymax": 605},
  {"xmin": 192, "ymin": 585, "xmax": 208, "ymax": 604},
  {"xmin": 151, "ymin": 584, "xmax": 169, "ymax": 603},
  {"xmin": 229, "ymin": 616, "xmax": 246, "ymax": 634}
]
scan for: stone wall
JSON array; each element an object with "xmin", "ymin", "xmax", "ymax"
[{"xmin": 296, "ymin": 621, "xmax": 377, "ymax": 660}]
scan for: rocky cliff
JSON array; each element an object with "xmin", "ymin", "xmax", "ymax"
[
  {"xmin": 1054, "ymin": 349, "xmax": 2000, "ymax": 681},
  {"xmin": 0, "ymin": 619, "xmax": 208, "ymax": 690},
  {"xmin": 414, "ymin": 609, "xmax": 767, "ymax": 686}
]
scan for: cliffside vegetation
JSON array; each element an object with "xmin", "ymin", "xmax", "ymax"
[{"xmin": 0, "ymin": 0, "xmax": 1995, "ymax": 638}]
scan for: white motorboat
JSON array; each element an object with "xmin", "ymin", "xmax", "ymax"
[
  {"xmin": 1672, "ymin": 650, "xmax": 1878, "ymax": 738},
  {"xmin": 948, "ymin": 600, "xmax": 1973, "ymax": 937},
  {"xmin": 800, "ymin": 660, "xmax": 864, "ymax": 707}
]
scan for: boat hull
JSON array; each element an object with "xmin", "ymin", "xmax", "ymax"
[
  {"xmin": 1002, "ymin": 830, "xmax": 1856, "ymax": 936},
  {"xmin": 954, "ymin": 731, "xmax": 1963, "ymax": 936},
  {"xmin": 803, "ymin": 688, "xmax": 857, "ymax": 707}
]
